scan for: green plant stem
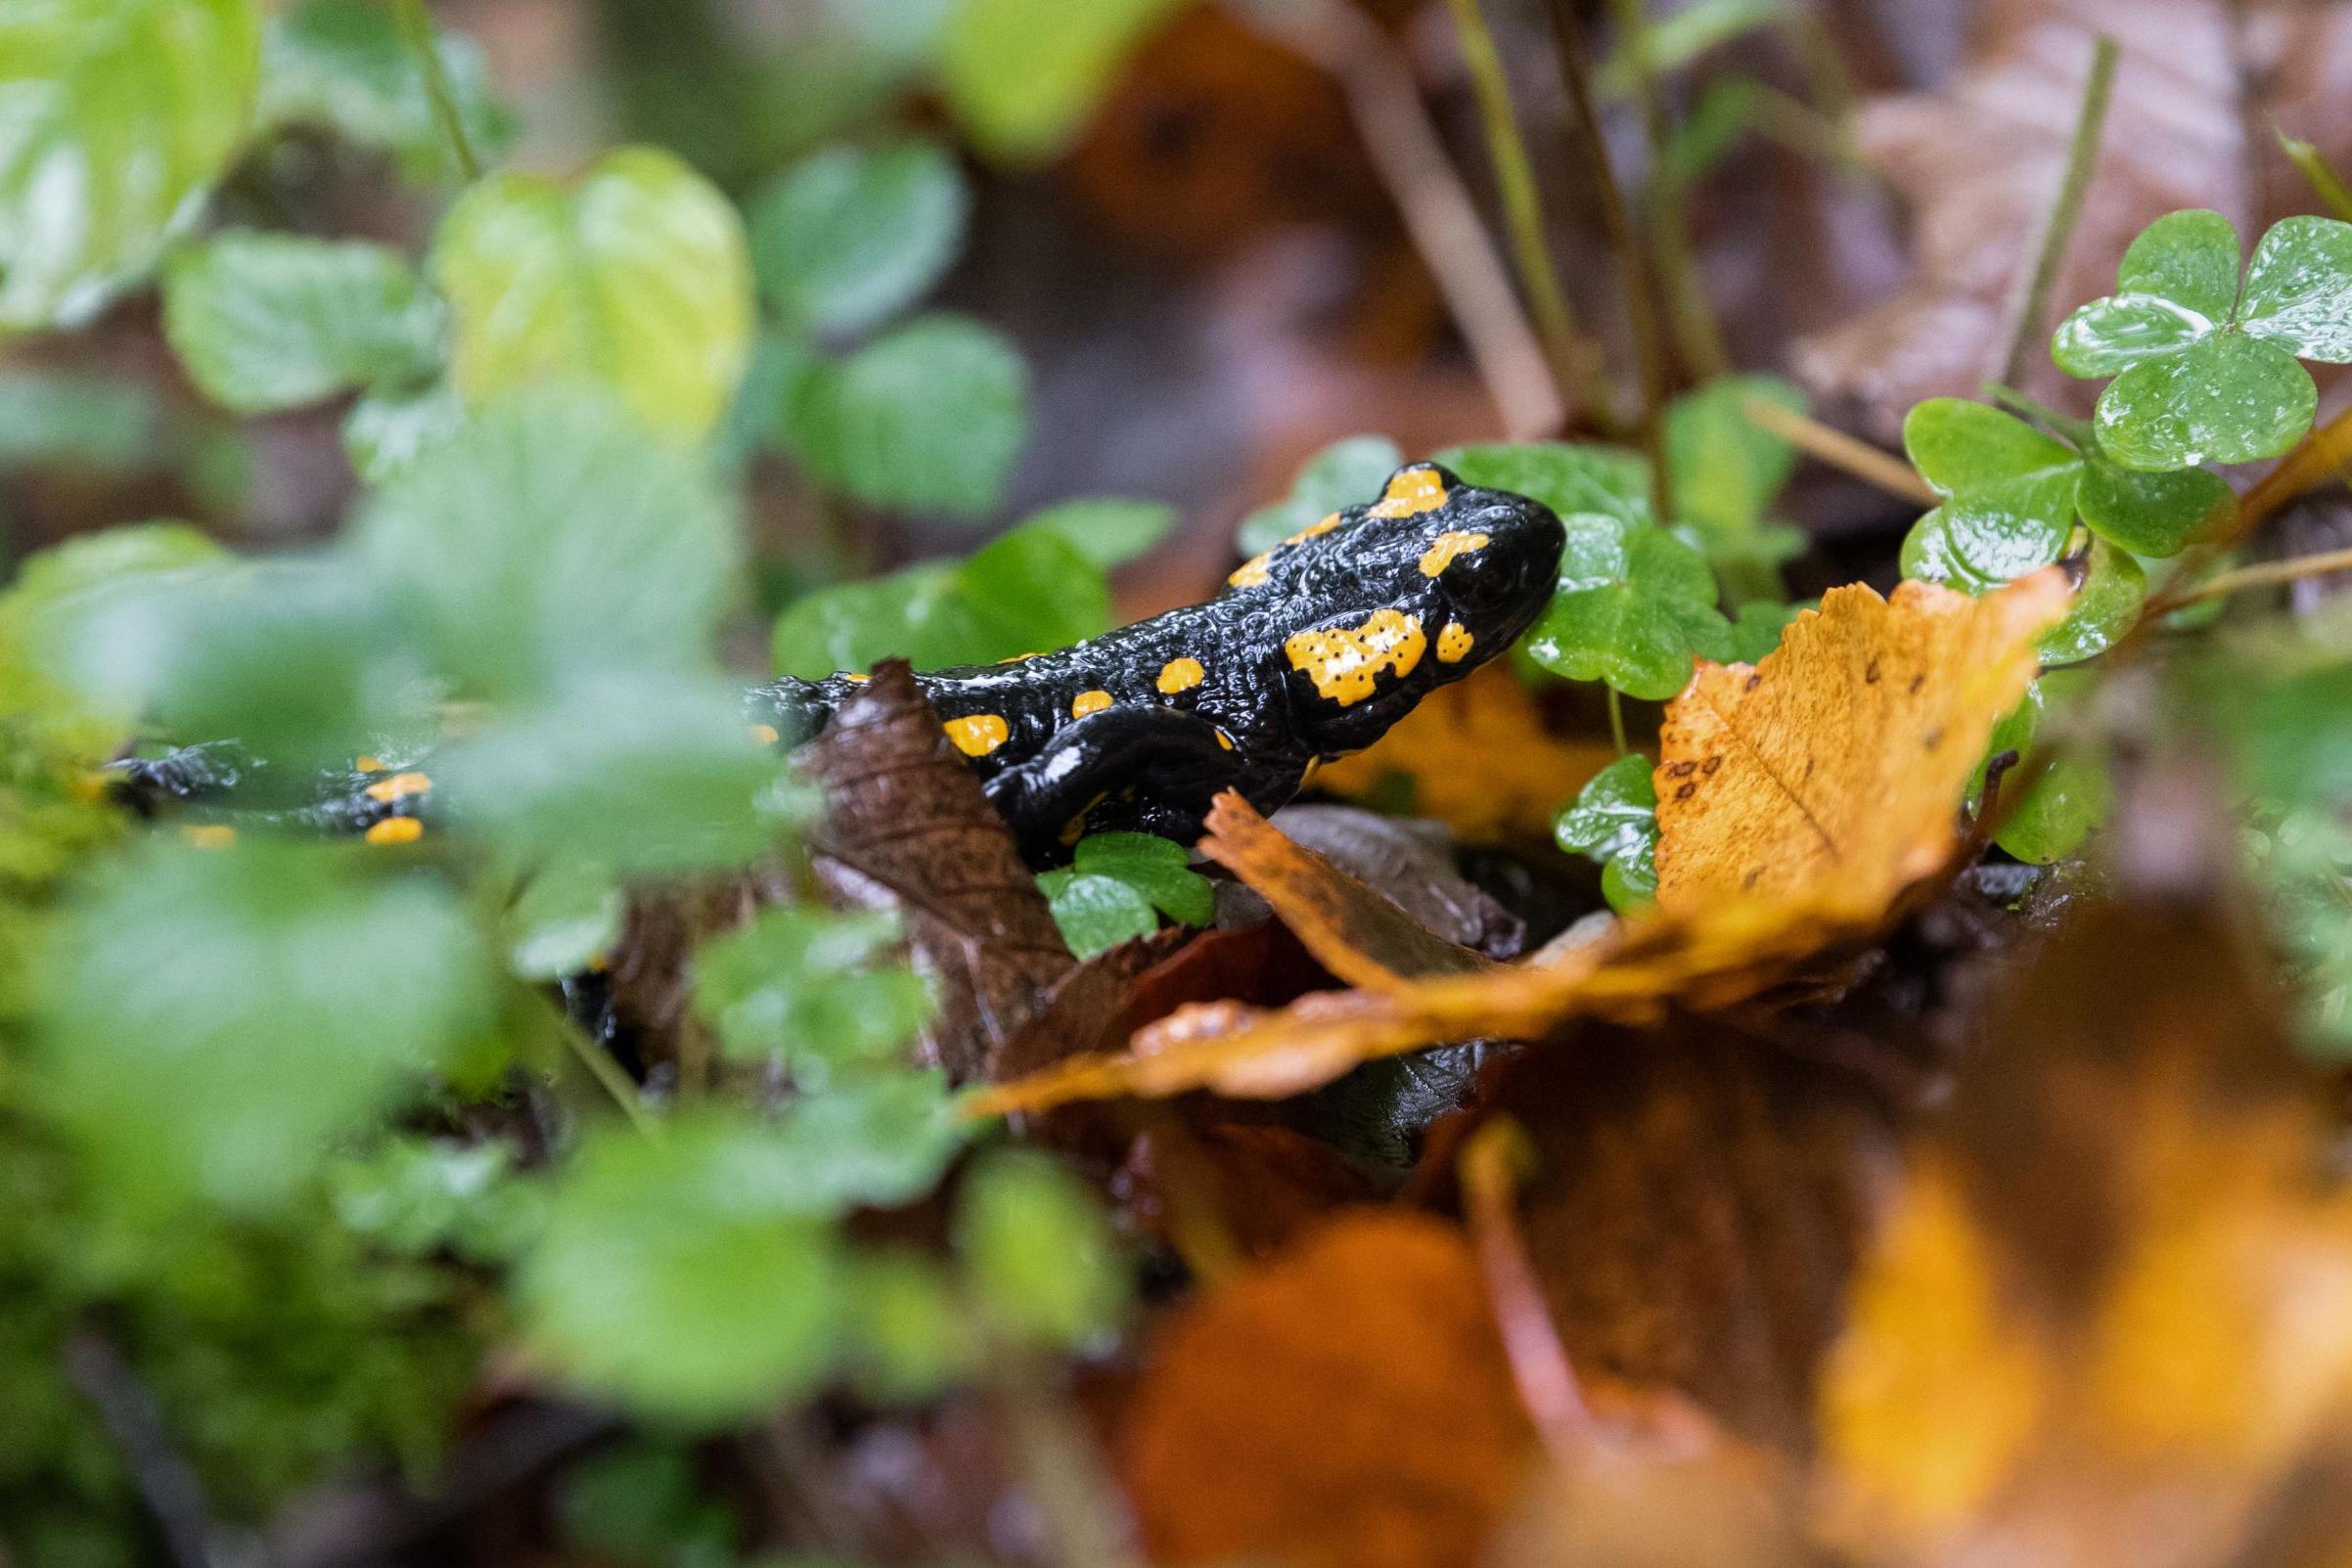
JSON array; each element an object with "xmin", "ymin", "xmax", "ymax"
[
  {"xmin": 1992, "ymin": 34, "xmax": 2117, "ymax": 387},
  {"xmin": 1984, "ymin": 383, "xmax": 2094, "ymax": 445},
  {"xmin": 2277, "ymin": 120, "xmax": 2352, "ymax": 222},
  {"xmin": 1607, "ymin": 0, "xmax": 1726, "ymax": 381},
  {"xmin": 1444, "ymin": 0, "xmax": 1618, "ymax": 431},
  {"xmin": 395, "ymin": 0, "xmax": 482, "ymax": 181},
  {"xmin": 1542, "ymin": 0, "xmax": 1674, "ymax": 518},
  {"xmin": 1248, "ymin": 0, "xmax": 1564, "ymax": 439},
  {"xmin": 1606, "ymin": 686, "xmax": 1629, "ymax": 755}
]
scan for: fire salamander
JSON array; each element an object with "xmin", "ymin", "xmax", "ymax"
[
  {"xmin": 755, "ymin": 463, "xmax": 1564, "ymax": 859},
  {"xmin": 114, "ymin": 464, "xmax": 1564, "ymax": 861}
]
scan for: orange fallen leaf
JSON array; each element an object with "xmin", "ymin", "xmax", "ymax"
[
  {"xmin": 966, "ymin": 573, "xmax": 2066, "ymax": 1115},
  {"xmin": 1120, "ymin": 1211, "xmax": 1540, "ymax": 1568},
  {"xmin": 1314, "ymin": 662, "xmax": 1616, "ymax": 842},
  {"xmin": 1654, "ymin": 572, "xmax": 2069, "ymax": 914},
  {"xmin": 1817, "ymin": 891, "xmax": 2352, "ymax": 1567}
]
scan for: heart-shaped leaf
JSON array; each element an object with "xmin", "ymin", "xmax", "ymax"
[
  {"xmin": 163, "ymin": 231, "xmax": 442, "ymax": 413},
  {"xmin": 1903, "ymin": 399, "xmax": 2079, "ymax": 581},
  {"xmin": 0, "ymin": 0, "xmax": 263, "ymax": 329},
  {"xmin": 780, "ymin": 313, "xmax": 1029, "ymax": 516},
  {"xmin": 1553, "ymin": 752, "xmax": 1658, "ymax": 911},
  {"xmin": 432, "ymin": 147, "xmax": 754, "ymax": 440},
  {"xmin": 747, "ymin": 137, "xmax": 970, "ymax": 336},
  {"xmin": 1525, "ymin": 516, "xmax": 1729, "ymax": 700}
]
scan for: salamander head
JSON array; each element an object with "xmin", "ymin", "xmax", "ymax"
[{"xmin": 1229, "ymin": 462, "xmax": 1563, "ymax": 739}]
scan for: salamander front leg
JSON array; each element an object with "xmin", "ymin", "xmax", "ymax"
[{"xmin": 980, "ymin": 705, "xmax": 1277, "ymax": 860}]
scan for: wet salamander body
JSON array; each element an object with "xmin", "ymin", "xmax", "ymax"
[
  {"xmin": 113, "ymin": 464, "xmax": 1564, "ymax": 861},
  {"xmin": 754, "ymin": 463, "xmax": 1564, "ymax": 858}
]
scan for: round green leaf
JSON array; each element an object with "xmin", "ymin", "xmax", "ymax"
[
  {"xmin": 692, "ymin": 907, "xmax": 931, "ymax": 1075},
  {"xmin": 518, "ymin": 1115, "xmax": 844, "ymax": 1425},
  {"xmin": 1554, "ymin": 751, "xmax": 1657, "ymax": 903},
  {"xmin": 506, "ymin": 863, "xmax": 624, "ymax": 980},
  {"xmin": 2037, "ymin": 541, "xmax": 2144, "ymax": 665},
  {"xmin": 957, "ymin": 524, "xmax": 1112, "ymax": 652},
  {"xmin": 1994, "ymin": 745, "xmax": 2110, "ymax": 865},
  {"xmin": 2240, "ymin": 214, "xmax": 2352, "ymax": 363},
  {"xmin": 33, "ymin": 838, "xmax": 493, "ymax": 1217},
  {"xmin": 749, "ymin": 138, "xmax": 970, "ymax": 336},
  {"xmin": 1018, "ymin": 497, "xmax": 1173, "ymax": 568},
  {"xmin": 955, "ymin": 1149, "xmax": 1128, "ymax": 1349},
  {"xmin": 1073, "ymin": 830, "xmax": 1214, "ymax": 926},
  {"xmin": 432, "ymin": 147, "xmax": 754, "ymax": 440},
  {"xmin": 770, "ymin": 565, "xmax": 960, "ymax": 680},
  {"xmin": 354, "ymin": 391, "xmax": 740, "ymax": 699},
  {"xmin": 1038, "ymin": 870, "xmax": 1158, "ymax": 959},
  {"xmin": 1432, "ymin": 441, "xmax": 1652, "ymax": 529},
  {"xmin": 2094, "ymin": 331, "xmax": 2316, "ymax": 470},
  {"xmin": 940, "ymin": 0, "xmax": 1183, "ymax": 162},
  {"xmin": 1902, "ymin": 399, "xmax": 2080, "ymax": 572},
  {"xmin": 2052, "ymin": 293, "xmax": 2214, "ymax": 378},
  {"xmin": 1902, "ymin": 508, "xmax": 2005, "ymax": 594},
  {"xmin": 2074, "ymin": 441, "xmax": 2234, "ymax": 558},
  {"xmin": 782, "ymin": 314, "xmax": 1029, "ymax": 517},
  {"xmin": 436, "ymin": 673, "xmax": 784, "ymax": 874},
  {"xmin": 2113, "ymin": 208, "xmax": 2242, "ymax": 323},
  {"xmin": 1528, "ymin": 518, "xmax": 1728, "ymax": 699},
  {"xmin": 163, "ymin": 231, "xmax": 442, "ymax": 413},
  {"xmin": 0, "ymin": 0, "xmax": 262, "ymax": 329}
]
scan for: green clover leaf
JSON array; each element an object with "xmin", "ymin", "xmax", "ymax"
[
  {"xmin": 1038, "ymin": 830, "xmax": 1214, "ymax": 957},
  {"xmin": 1554, "ymin": 753, "xmax": 1658, "ymax": 911},
  {"xmin": 1903, "ymin": 398, "xmax": 2079, "ymax": 583},
  {"xmin": 2053, "ymin": 210, "xmax": 2352, "ymax": 470},
  {"xmin": 1525, "ymin": 515, "xmax": 1729, "ymax": 700},
  {"xmin": 2037, "ymin": 539, "xmax": 2144, "ymax": 666}
]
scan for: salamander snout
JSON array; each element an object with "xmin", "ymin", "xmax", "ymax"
[{"xmin": 1396, "ymin": 467, "xmax": 1564, "ymax": 643}]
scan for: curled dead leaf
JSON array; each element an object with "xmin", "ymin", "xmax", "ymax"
[{"xmin": 967, "ymin": 573, "xmax": 2067, "ymax": 1115}]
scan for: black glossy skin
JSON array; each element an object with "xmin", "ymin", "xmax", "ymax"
[
  {"xmin": 113, "ymin": 464, "xmax": 1564, "ymax": 861},
  {"xmin": 753, "ymin": 463, "xmax": 1565, "ymax": 858}
]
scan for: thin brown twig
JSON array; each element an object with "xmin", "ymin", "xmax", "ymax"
[
  {"xmin": 1991, "ymin": 34, "xmax": 2118, "ymax": 387},
  {"xmin": 1444, "ymin": 0, "xmax": 1618, "ymax": 429},
  {"xmin": 2162, "ymin": 543, "xmax": 2352, "ymax": 606},
  {"xmin": 1606, "ymin": 0, "xmax": 1726, "ymax": 381},
  {"xmin": 1245, "ymin": 0, "xmax": 1565, "ymax": 440},
  {"xmin": 1461, "ymin": 1117, "xmax": 1593, "ymax": 1461},
  {"xmin": 1543, "ymin": 0, "xmax": 1674, "ymax": 517},
  {"xmin": 1738, "ymin": 393, "xmax": 1939, "ymax": 506}
]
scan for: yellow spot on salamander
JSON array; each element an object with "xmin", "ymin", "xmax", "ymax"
[
  {"xmin": 1284, "ymin": 608, "xmax": 1426, "ymax": 706},
  {"xmin": 363, "ymin": 771, "xmax": 432, "ymax": 803},
  {"xmin": 1228, "ymin": 553, "xmax": 1272, "ymax": 589},
  {"xmin": 1420, "ymin": 530, "xmax": 1490, "ymax": 577},
  {"xmin": 944, "ymin": 714, "xmax": 1010, "ymax": 756},
  {"xmin": 366, "ymin": 817, "xmax": 425, "ymax": 846},
  {"xmin": 1157, "ymin": 657, "xmax": 1205, "ymax": 694},
  {"xmin": 1215, "ymin": 728, "xmax": 1235, "ymax": 750},
  {"xmin": 750, "ymin": 722, "xmax": 782, "ymax": 746},
  {"xmin": 1072, "ymin": 690, "xmax": 1114, "ymax": 718},
  {"xmin": 1369, "ymin": 466, "xmax": 1448, "ymax": 518},
  {"xmin": 354, "ymin": 754, "xmax": 386, "ymax": 774},
  {"xmin": 842, "ymin": 672, "xmax": 871, "ymax": 683},
  {"xmin": 997, "ymin": 651, "xmax": 1040, "ymax": 663},
  {"xmin": 182, "ymin": 824, "xmax": 237, "ymax": 849},
  {"xmin": 1437, "ymin": 621, "xmax": 1475, "ymax": 662},
  {"xmin": 1300, "ymin": 756, "xmax": 1323, "ymax": 785}
]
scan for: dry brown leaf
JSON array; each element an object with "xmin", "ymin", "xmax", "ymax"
[
  {"xmin": 1120, "ymin": 1211, "xmax": 1540, "ymax": 1568},
  {"xmin": 1313, "ymin": 662, "xmax": 1615, "ymax": 842},
  {"xmin": 804, "ymin": 662, "xmax": 1073, "ymax": 1083},
  {"xmin": 1655, "ymin": 572, "xmax": 2069, "ymax": 914},
  {"xmin": 1817, "ymin": 892, "xmax": 2352, "ymax": 1568},
  {"xmin": 966, "ymin": 573, "xmax": 2065, "ymax": 1116},
  {"xmin": 1794, "ymin": 0, "xmax": 2252, "ymax": 438},
  {"xmin": 1198, "ymin": 792, "xmax": 1495, "ymax": 989},
  {"xmin": 1469, "ymin": 1025, "xmax": 1906, "ymax": 1454}
]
